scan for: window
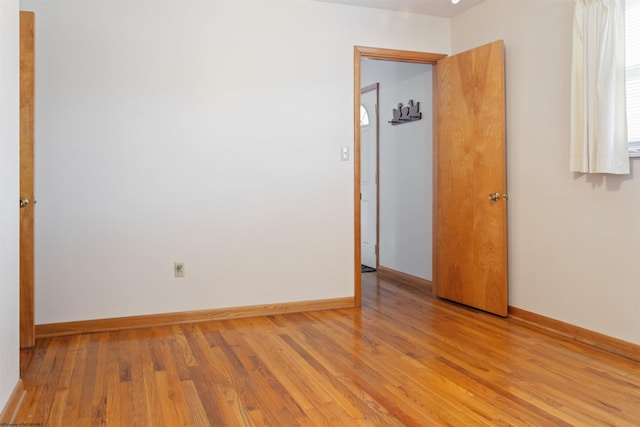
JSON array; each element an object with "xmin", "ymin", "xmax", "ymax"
[
  {"xmin": 627, "ymin": 0, "xmax": 640, "ymax": 156},
  {"xmin": 360, "ymin": 104, "xmax": 370, "ymax": 127}
]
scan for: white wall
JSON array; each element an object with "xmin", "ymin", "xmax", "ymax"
[
  {"xmin": 453, "ymin": 0, "xmax": 640, "ymax": 344},
  {"xmin": 22, "ymin": 0, "xmax": 450, "ymax": 324},
  {"xmin": 361, "ymin": 60, "xmax": 433, "ymax": 280},
  {"xmin": 0, "ymin": 0, "xmax": 21, "ymax": 412}
]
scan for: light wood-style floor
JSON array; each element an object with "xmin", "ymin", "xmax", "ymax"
[{"xmin": 12, "ymin": 273, "xmax": 640, "ymax": 426}]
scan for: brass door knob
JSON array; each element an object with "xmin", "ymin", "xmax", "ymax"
[
  {"xmin": 19, "ymin": 198, "xmax": 29, "ymax": 208},
  {"xmin": 488, "ymin": 193, "xmax": 501, "ymax": 201}
]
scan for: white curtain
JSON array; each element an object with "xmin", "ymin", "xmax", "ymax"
[{"xmin": 570, "ymin": 0, "xmax": 629, "ymax": 174}]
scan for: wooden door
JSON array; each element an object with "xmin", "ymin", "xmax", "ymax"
[
  {"xmin": 436, "ymin": 40, "xmax": 507, "ymax": 316},
  {"xmin": 20, "ymin": 11, "xmax": 35, "ymax": 348},
  {"xmin": 360, "ymin": 84, "xmax": 378, "ymax": 269}
]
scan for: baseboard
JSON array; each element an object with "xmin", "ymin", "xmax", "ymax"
[
  {"xmin": 509, "ymin": 306, "xmax": 640, "ymax": 363},
  {"xmin": 0, "ymin": 379, "xmax": 26, "ymax": 424},
  {"xmin": 36, "ymin": 297, "xmax": 355, "ymax": 338},
  {"xmin": 376, "ymin": 266, "xmax": 433, "ymax": 296}
]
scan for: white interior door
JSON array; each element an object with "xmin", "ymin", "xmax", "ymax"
[{"xmin": 361, "ymin": 85, "xmax": 378, "ymax": 269}]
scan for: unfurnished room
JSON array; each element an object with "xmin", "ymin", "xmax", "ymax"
[{"xmin": 1, "ymin": 0, "xmax": 639, "ymax": 425}]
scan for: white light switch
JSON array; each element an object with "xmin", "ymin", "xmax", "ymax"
[{"xmin": 341, "ymin": 146, "xmax": 349, "ymax": 161}]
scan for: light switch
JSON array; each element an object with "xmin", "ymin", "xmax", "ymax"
[{"xmin": 341, "ymin": 146, "xmax": 349, "ymax": 161}]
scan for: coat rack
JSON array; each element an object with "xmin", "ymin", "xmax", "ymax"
[{"xmin": 389, "ymin": 100, "xmax": 422, "ymax": 125}]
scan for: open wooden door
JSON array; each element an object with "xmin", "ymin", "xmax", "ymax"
[
  {"xmin": 20, "ymin": 11, "xmax": 35, "ymax": 348},
  {"xmin": 436, "ymin": 40, "xmax": 508, "ymax": 316}
]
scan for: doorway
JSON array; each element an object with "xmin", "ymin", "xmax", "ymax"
[
  {"xmin": 353, "ymin": 47, "xmax": 445, "ymax": 306},
  {"xmin": 361, "ymin": 59, "xmax": 434, "ymax": 286}
]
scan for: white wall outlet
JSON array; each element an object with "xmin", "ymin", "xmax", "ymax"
[{"xmin": 174, "ymin": 262, "xmax": 185, "ymax": 278}]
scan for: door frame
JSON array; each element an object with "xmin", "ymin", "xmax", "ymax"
[
  {"xmin": 353, "ymin": 46, "xmax": 446, "ymax": 306},
  {"xmin": 360, "ymin": 82, "xmax": 379, "ymax": 270}
]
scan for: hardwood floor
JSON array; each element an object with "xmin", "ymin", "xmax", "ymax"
[{"xmin": 10, "ymin": 273, "xmax": 640, "ymax": 426}]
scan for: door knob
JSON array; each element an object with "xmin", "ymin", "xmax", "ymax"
[
  {"xmin": 19, "ymin": 198, "xmax": 29, "ymax": 208},
  {"xmin": 488, "ymin": 193, "xmax": 501, "ymax": 201}
]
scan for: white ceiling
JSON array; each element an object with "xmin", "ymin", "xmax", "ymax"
[{"xmin": 314, "ymin": 0, "xmax": 485, "ymax": 17}]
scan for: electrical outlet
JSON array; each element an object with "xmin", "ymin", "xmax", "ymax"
[{"xmin": 174, "ymin": 262, "xmax": 185, "ymax": 278}]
